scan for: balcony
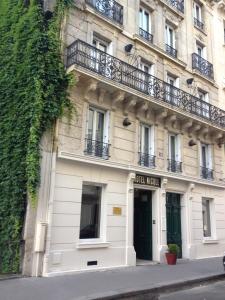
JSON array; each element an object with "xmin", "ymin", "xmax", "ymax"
[
  {"xmin": 168, "ymin": 159, "xmax": 182, "ymax": 173},
  {"xmin": 192, "ymin": 53, "xmax": 214, "ymax": 80},
  {"xmin": 165, "ymin": 44, "xmax": 177, "ymax": 58},
  {"xmin": 67, "ymin": 40, "xmax": 225, "ymax": 129},
  {"xmin": 167, "ymin": 0, "xmax": 184, "ymax": 13},
  {"xmin": 194, "ymin": 17, "xmax": 204, "ymax": 31},
  {"xmin": 139, "ymin": 153, "xmax": 156, "ymax": 168},
  {"xmin": 201, "ymin": 166, "xmax": 214, "ymax": 180},
  {"xmin": 84, "ymin": 138, "xmax": 110, "ymax": 159},
  {"xmin": 86, "ymin": 0, "xmax": 123, "ymax": 25},
  {"xmin": 139, "ymin": 28, "xmax": 153, "ymax": 44}
]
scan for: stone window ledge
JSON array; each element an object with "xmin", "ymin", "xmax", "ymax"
[
  {"xmin": 202, "ymin": 238, "xmax": 218, "ymax": 244},
  {"xmin": 76, "ymin": 241, "xmax": 110, "ymax": 249}
]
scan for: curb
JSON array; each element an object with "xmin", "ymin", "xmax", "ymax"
[
  {"xmin": 95, "ymin": 273, "xmax": 225, "ymax": 300},
  {"xmin": 0, "ymin": 274, "xmax": 23, "ymax": 282}
]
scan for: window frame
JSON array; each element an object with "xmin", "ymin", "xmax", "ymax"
[
  {"xmin": 139, "ymin": 7, "xmax": 151, "ymax": 33},
  {"xmin": 200, "ymin": 143, "xmax": 213, "ymax": 170},
  {"xmin": 202, "ymin": 197, "xmax": 216, "ymax": 240},
  {"xmin": 193, "ymin": 2, "xmax": 203, "ymax": 22},
  {"xmin": 86, "ymin": 106, "xmax": 109, "ymax": 145},
  {"xmin": 165, "ymin": 24, "xmax": 176, "ymax": 48},
  {"xmin": 168, "ymin": 133, "xmax": 181, "ymax": 162},
  {"xmin": 140, "ymin": 123, "xmax": 155, "ymax": 156},
  {"xmin": 79, "ymin": 183, "xmax": 106, "ymax": 243}
]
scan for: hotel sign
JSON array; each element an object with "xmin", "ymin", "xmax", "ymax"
[{"xmin": 134, "ymin": 174, "xmax": 161, "ymax": 188}]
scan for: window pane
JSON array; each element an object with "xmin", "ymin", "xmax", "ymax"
[
  {"xmin": 80, "ymin": 185, "xmax": 101, "ymax": 239},
  {"xmin": 88, "ymin": 109, "xmax": 94, "ymax": 139},
  {"xmin": 202, "ymin": 198, "xmax": 211, "ymax": 237},
  {"xmin": 170, "ymin": 136, "xmax": 176, "ymax": 160},
  {"xmin": 201, "ymin": 145, "xmax": 207, "ymax": 167},
  {"xmin": 96, "ymin": 111, "xmax": 104, "ymax": 141},
  {"xmin": 144, "ymin": 127, "xmax": 149, "ymax": 153}
]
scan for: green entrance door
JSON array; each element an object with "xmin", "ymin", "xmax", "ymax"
[
  {"xmin": 166, "ymin": 193, "xmax": 182, "ymax": 258},
  {"xmin": 134, "ymin": 189, "xmax": 152, "ymax": 260}
]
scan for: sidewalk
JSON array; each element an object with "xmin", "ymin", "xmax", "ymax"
[{"xmin": 0, "ymin": 257, "xmax": 224, "ymax": 300}]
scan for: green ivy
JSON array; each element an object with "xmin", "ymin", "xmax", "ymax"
[{"xmin": 0, "ymin": 0, "xmax": 73, "ymax": 273}]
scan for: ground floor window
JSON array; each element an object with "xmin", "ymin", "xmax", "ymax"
[
  {"xmin": 79, "ymin": 185, "xmax": 101, "ymax": 239},
  {"xmin": 202, "ymin": 198, "xmax": 212, "ymax": 238}
]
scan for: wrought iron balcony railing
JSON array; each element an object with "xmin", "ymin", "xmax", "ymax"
[
  {"xmin": 139, "ymin": 153, "xmax": 156, "ymax": 168},
  {"xmin": 67, "ymin": 40, "xmax": 225, "ymax": 128},
  {"xmin": 139, "ymin": 28, "xmax": 153, "ymax": 44},
  {"xmin": 167, "ymin": 0, "xmax": 184, "ymax": 13},
  {"xmin": 84, "ymin": 138, "xmax": 110, "ymax": 159},
  {"xmin": 194, "ymin": 17, "xmax": 204, "ymax": 30},
  {"xmin": 201, "ymin": 166, "xmax": 214, "ymax": 180},
  {"xmin": 165, "ymin": 44, "xmax": 177, "ymax": 58},
  {"xmin": 192, "ymin": 53, "xmax": 214, "ymax": 80},
  {"xmin": 86, "ymin": 0, "xmax": 123, "ymax": 25},
  {"xmin": 168, "ymin": 159, "xmax": 182, "ymax": 173}
]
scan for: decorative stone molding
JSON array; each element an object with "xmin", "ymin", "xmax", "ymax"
[
  {"xmin": 84, "ymin": 78, "xmax": 98, "ymax": 101},
  {"xmin": 124, "ymin": 96, "xmax": 137, "ymax": 116},
  {"xmin": 187, "ymin": 183, "xmax": 195, "ymax": 201},
  {"xmin": 128, "ymin": 172, "xmax": 136, "ymax": 193},
  {"xmin": 161, "ymin": 178, "xmax": 168, "ymax": 196},
  {"xmin": 155, "ymin": 109, "xmax": 168, "ymax": 125},
  {"xmin": 111, "ymin": 90, "xmax": 125, "ymax": 111},
  {"xmin": 136, "ymin": 101, "xmax": 149, "ymax": 118},
  {"xmin": 98, "ymin": 88, "xmax": 107, "ymax": 104},
  {"xmin": 188, "ymin": 123, "xmax": 201, "ymax": 138}
]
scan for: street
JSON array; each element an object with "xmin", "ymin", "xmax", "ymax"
[{"xmin": 159, "ymin": 280, "xmax": 225, "ymax": 300}]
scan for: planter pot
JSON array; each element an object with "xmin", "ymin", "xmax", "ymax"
[{"xmin": 165, "ymin": 252, "xmax": 177, "ymax": 265}]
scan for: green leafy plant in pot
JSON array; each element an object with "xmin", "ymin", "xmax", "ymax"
[{"xmin": 165, "ymin": 244, "xmax": 180, "ymax": 265}]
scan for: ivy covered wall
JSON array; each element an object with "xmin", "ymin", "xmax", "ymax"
[{"xmin": 0, "ymin": 0, "xmax": 73, "ymax": 273}]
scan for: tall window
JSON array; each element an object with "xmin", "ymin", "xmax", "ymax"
[
  {"xmin": 139, "ymin": 60, "xmax": 154, "ymax": 93},
  {"xmin": 92, "ymin": 35, "xmax": 111, "ymax": 76},
  {"xmin": 165, "ymin": 24, "xmax": 175, "ymax": 48},
  {"xmin": 196, "ymin": 43, "xmax": 205, "ymax": 58},
  {"xmin": 202, "ymin": 198, "xmax": 212, "ymax": 238},
  {"xmin": 139, "ymin": 7, "xmax": 151, "ymax": 33},
  {"xmin": 194, "ymin": 2, "xmax": 202, "ymax": 22},
  {"xmin": 86, "ymin": 107, "xmax": 109, "ymax": 158},
  {"xmin": 139, "ymin": 124, "xmax": 155, "ymax": 167},
  {"xmin": 198, "ymin": 89, "xmax": 209, "ymax": 118},
  {"xmin": 166, "ymin": 74, "xmax": 179, "ymax": 105},
  {"xmin": 168, "ymin": 133, "xmax": 181, "ymax": 172},
  {"xmin": 80, "ymin": 185, "xmax": 102, "ymax": 239},
  {"xmin": 200, "ymin": 143, "xmax": 213, "ymax": 179},
  {"xmin": 194, "ymin": 2, "xmax": 204, "ymax": 29}
]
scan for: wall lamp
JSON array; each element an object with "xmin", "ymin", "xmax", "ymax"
[
  {"xmin": 187, "ymin": 78, "xmax": 194, "ymax": 85},
  {"xmin": 123, "ymin": 117, "xmax": 132, "ymax": 127},
  {"xmin": 189, "ymin": 139, "xmax": 197, "ymax": 147},
  {"xmin": 124, "ymin": 44, "xmax": 133, "ymax": 53}
]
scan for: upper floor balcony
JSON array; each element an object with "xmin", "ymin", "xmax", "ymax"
[
  {"xmin": 67, "ymin": 40, "xmax": 225, "ymax": 130},
  {"xmin": 194, "ymin": 17, "xmax": 204, "ymax": 31},
  {"xmin": 166, "ymin": 0, "xmax": 184, "ymax": 13},
  {"xmin": 192, "ymin": 53, "xmax": 214, "ymax": 80},
  {"xmin": 139, "ymin": 28, "xmax": 153, "ymax": 44},
  {"xmin": 86, "ymin": 0, "xmax": 123, "ymax": 25},
  {"xmin": 165, "ymin": 44, "xmax": 177, "ymax": 58}
]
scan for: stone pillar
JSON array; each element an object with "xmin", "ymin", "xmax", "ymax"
[
  {"xmin": 159, "ymin": 177, "xmax": 168, "ymax": 262},
  {"xmin": 125, "ymin": 172, "xmax": 136, "ymax": 266}
]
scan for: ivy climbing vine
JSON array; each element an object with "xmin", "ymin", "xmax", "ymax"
[{"xmin": 0, "ymin": 0, "xmax": 73, "ymax": 273}]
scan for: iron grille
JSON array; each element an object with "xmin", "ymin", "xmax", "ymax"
[
  {"xmin": 194, "ymin": 18, "xmax": 204, "ymax": 30},
  {"xmin": 165, "ymin": 44, "xmax": 177, "ymax": 58},
  {"xmin": 139, "ymin": 28, "xmax": 153, "ymax": 44},
  {"xmin": 84, "ymin": 138, "xmax": 110, "ymax": 159},
  {"xmin": 192, "ymin": 53, "xmax": 214, "ymax": 80},
  {"xmin": 67, "ymin": 40, "xmax": 225, "ymax": 128},
  {"xmin": 86, "ymin": 0, "xmax": 123, "ymax": 25},
  {"xmin": 139, "ymin": 153, "xmax": 156, "ymax": 168},
  {"xmin": 168, "ymin": 159, "xmax": 182, "ymax": 173},
  {"xmin": 201, "ymin": 166, "xmax": 214, "ymax": 180},
  {"xmin": 167, "ymin": 0, "xmax": 184, "ymax": 13}
]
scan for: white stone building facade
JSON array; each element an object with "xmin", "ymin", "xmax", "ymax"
[{"xmin": 23, "ymin": 0, "xmax": 225, "ymax": 276}]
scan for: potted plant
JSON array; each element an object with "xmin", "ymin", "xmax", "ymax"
[{"xmin": 165, "ymin": 244, "xmax": 180, "ymax": 265}]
